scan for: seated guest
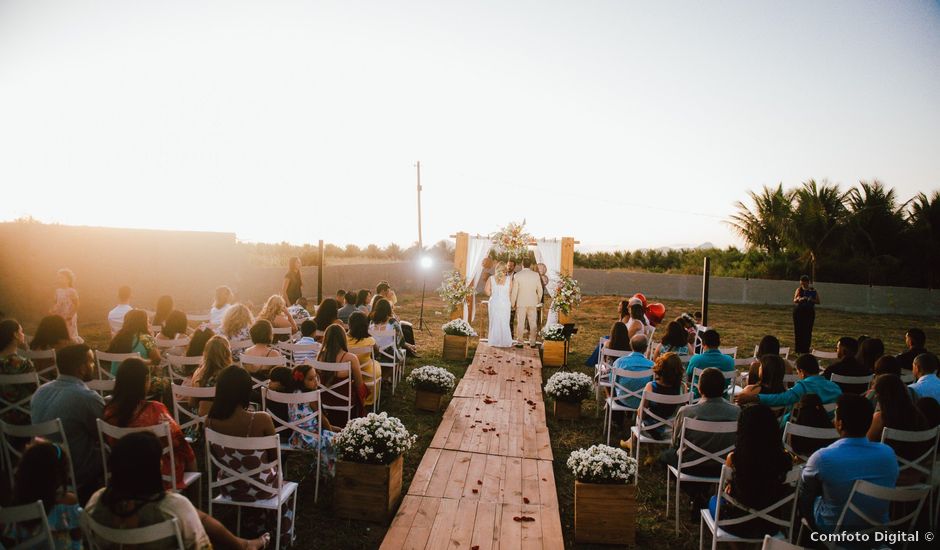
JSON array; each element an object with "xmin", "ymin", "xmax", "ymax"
[
  {"xmin": 370, "ymin": 298, "xmax": 417, "ymax": 355},
  {"xmin": 917, "ymin": 397, "xmax": 940, "ymax": 435},
  {"xmin": 584, "ymin": 321, "xmax": 630, "ymax": 368},
  {"xmin": 241, "ymin": 320, "xmax": 283, "ymax": 379},
  {"xmin": 206, "ymin": 367, "xmax": 288, "ymax": 541},
  {"xmin": 896, "ymin": 328, "xmax": 927, "ymax": 373},
  {"xmin": 864, "ymin": 355, "xmax": 901, "ymax": 402},
  {"xmin": 265, "ymin": 366, "xmax": 295, "ymax": 443},
  {"xmin": 155, "ymin": 310, "xmax": 189, "ymax": 354},
  {"xmin": 652, "ymin": 321, "xmax": 692, "ymax": 361},
  {"xmin": 317, "ymin": 325, "xmax": 367, "ymax": 423},
  {"xmin": 337, "ymin": 291, "xmax": 359, "ymax": 324},
  {"xmin": 626, "ymin": 352, "xmax": 686, "ymax": 447},
  {"xmin": 0, "ymin": 319, "xmax": 37, "ymax": 426},
  {"xmin": 208, "ymin": 285, "xmax": 234, "ymax": 327},
  {"xmin": 190, "ymin": 335, "xmax": 232, "ymax": 416},
  {"xmin": 347, "ymin": 312, "xmax": 380, "ymax": 405},
  {"xmin": 335, "ymin": 289, "xmax": 348, "ymax": 307},
  {"xmin": 707, "ymin": 405, "xmax": 793, "ymax": 539},
  {"xmin": 29, "ymin": 315, "xmax": 73, "ymax": 352},
  {"xmin": 822, "ymin": 336, "xmax": 870, "ymax": 394},
  {"xmin": 742, "ymin": 353, "xmax": 786, "ymax": 398},
  {"xmin": 106, "ymin": 309, "xmax": 161, "ymax": 376},
  {"xmin": 257, "ymin": 294, "xmax": 298, "ymax": 340},
  {"xmin": 185, "ymin": 327, "xmax": 214, "ymax": 358},
  {"xmin": 686, "ymin": 329, "xmax": 735, "ymax": 399},
  {"xmin": 107, "ymin": 285, "xmax": 133, "ymax": 335},
  {"xmin": 909, "ymin": 352, "xmax": 940, "ymax": 403},
  {"xmin": 661, "ymin": 368, "xmax": 740, "ymax": 514},
  {"xmin": 624, "ymin": 298, "xmax": 648, "ymax": 340},
  {"xmin": 617, "ymin": 299, "xmax": 631, "ymax": 325},
  {"xmin": 355, "ymin": 289, "xmax": 372, "ymax": 314},
  {"xmin": 5, "ymin": 441, "xmax": 82, "ymax": 549},
  {"xmin": 103, "ymin": 358, "xmax": 196, "ymax": 489},
  {"xmin": 746, "ymin": 335, "xmax": 782, "ymax": 384},
  {"xmin": 312, "ymin": 298, "xmax": 342, "ymax": 337},
  {"xmin": 373, "ymin": 282, "xmax": 418, "ymax": 354},
  {"xmin": 800, "ymin": 394, "xmax": 898, "ymax": 533},
  {"xmin": 867, "ymin": 374, "xmax": 929, "ymax": 484},
  {"xmin": 219, "ymin": 303, "xmax": 254, "ymax": 343},
  {"xmin": 291, "ymin": 320, "xmax": 319, "ymax": 365},
  {"xmin": 151, "ymin": 295, "xmax": 174, "ymax": 328},
  {"xmin": 611, "ymin": 334, "xmax": 655, "ymax": 410},
  {"xmin": 85, "ymin": 431, "xmax": 267, "ymax": 550},
  {"xmin": 737, "ymin": 354, "xmax": 842, "ymax": 422},
  {"xmin": 287, "ymin": 297, "xmax": 312, "ymax": 322},
  {"xmin": 856, "ymin": 337, "xmax": 885, "ymax": 374},
  {"xmin": 274, "ymin": 364, "xmax": 337, "ymax": 475},
  {"xmin": 788, "ymin": 393, "xmax": 837, "ymax": 458},
  {"xmin": 31, "ymin": 344, "xmax": 104, "ymax": 504}
]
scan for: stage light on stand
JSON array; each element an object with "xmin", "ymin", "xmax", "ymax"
[{"xmin": 418, "ymin": 255, "xmax": 433, "ymax": 332}]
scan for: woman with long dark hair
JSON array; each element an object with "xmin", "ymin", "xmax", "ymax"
[
  {"xmin": 868, "ymin": 374, "xmax": 929, "ymax": 483},
  {"xmin": 743, "ymin": 354, "xmax": 787, "ymax": 398},
  {"xmin": 707, "ymin": 404, "xmax": 793, "ymax": 537},
  {"xmin": 369, "ymin": 298, "xmax": 416, "ymax": 354},
  {"xmin": 157, "ymin": 310, "xmax": 188, "ymax": 341},
  {"xmin": 282, "ymin": 257, "xmax": 303, "ymax": 306},
  {"xmin": 312, "ymin": 298, "xmax": 341, "ymax": 335},
  {"xmin": 857, "ymin": 337, "xmax": 885, "ymax": 373},
  {"xmin": 102, "ymin": 358, "xmax": 195, "ymax": 489},
  {"xmin": 747, "ymin": 335, "xmax": 784, "ymax": 384},
  {"xmin": 106, "ymin": 309, "xmax": 161, "ymax": 375},
  {"xmin": 792, "ymin": 275, "xmax": 819, "ymax": 353},
  {"xmin": 625, "ymin": 301, "xmax": 648, "ymax": 340},
  {"xmin": 29, "ymin": 315, "xmax": 72, "ymax": 351},
  {"xmin": 653, "ymin": 321, "xmax": 692, "ymax": 360},
  {"xmin": 788, "ymin": 393, "xmax": 836, "ymax": 457},
  {"xmin": 152, "ymin": 295, "xmax": 175, "ymax": 328},
  {"xmin": 355, "ymin": 289, "xmax": 372, "ymax": 313},
  {"xmin": 347, "ymin": 312, "xmax": 380, "ymax": 406},
  {"xmin": 317, "ymin": 324, "xmax": 367, "ymax": 422},
  {"xmin": 0, "ymin": 319, "xmax": 36, "ymax": 426}
]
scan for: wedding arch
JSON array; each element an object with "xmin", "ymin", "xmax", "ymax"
[{"xmin": 449, "ymin": 227, "xmax": 577, "ymax": 323}]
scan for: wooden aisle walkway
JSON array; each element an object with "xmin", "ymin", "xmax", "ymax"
[{"xmin": 381, "ymin": 344, "xmax": 563, "ymax": 550}]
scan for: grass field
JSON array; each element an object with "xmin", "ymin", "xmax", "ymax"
[{"xmin": 75, "ymin": 293, "xmax": 940, "ymax": 549}]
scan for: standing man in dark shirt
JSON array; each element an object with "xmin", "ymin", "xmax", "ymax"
[
  {"xmin": 282, "ymin": 256, "xmax": 303, "ymax": 306},
  {"xmin": 896, "ymin": 328, "xmax": 927, "ymax": 373}
]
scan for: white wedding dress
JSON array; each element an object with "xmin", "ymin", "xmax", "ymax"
[{"xmin": 487, "ymin": 276, "xmax": 513, "ymax": 348}]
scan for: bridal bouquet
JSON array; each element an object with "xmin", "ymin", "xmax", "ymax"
[
  {"xmin": 442, "ymin": 318, "xmax": 477, "ymax": 337},
  {"xmin": 438, "ymin": 270, "xmax": 475, "ymax": 312},
  {"xmin": 550, "ymin": 274, "xmax": 582, "ymax": 315},
  {"xmin": 406, "ymin": 365, "xmax": 457, "ymax": 394},
  {"xmin": 333, "ymin": 412, "xmax": 417, "ymax": 465},
  {"xmin": 567, "ymin": 444, "xmax": 638, "ymax": 484},
  {"xmin": 544, "ymin": 371, "xmax": 594, "ymax": 403},
  {"xmin": 491, "ymin": 221, "xmax": 533, "ymax": 259}
]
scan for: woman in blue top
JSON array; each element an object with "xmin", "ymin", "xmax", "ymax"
[
  {"xmin": 106, "ymin": 309, "xmax": 168, "ymax": 399},
  {"xmin": 652, "ymin": 321, "xmax": 692, "ymax": 361},
  {"xmin": 792, "ymin": 275, "xmax": 820, "ymax": 353}
]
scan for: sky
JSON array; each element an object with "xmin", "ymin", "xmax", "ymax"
[{"xmin": 1, "ymin": 0, "xmax": 939, "ymax": 251}]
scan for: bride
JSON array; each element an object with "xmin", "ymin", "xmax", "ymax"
[{"xmin": 485, "ymin": 262, "xmax": 514, "ymax": 348}]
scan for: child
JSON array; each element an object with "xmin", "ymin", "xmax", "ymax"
[{"xmin": 284, "ymin": 364, "xmax": 337, "ymax": 476}]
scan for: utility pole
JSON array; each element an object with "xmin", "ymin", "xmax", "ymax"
[
  {"xmin": 701, "ymin": 256, "xmax": 711, "ymax": 327},
  {"xmin": 317, "ymin": 239, "xmax": 324, "ymax": 304}
]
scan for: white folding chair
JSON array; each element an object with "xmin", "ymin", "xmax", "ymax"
[
  {"xmin": 24, "ymin": 348, "xmax": 58, "ymax": 382},
  {"xmin": 311, "ymin": 360, "xmax": 353, "ymax": 428},
  {"xmin": 96, "ymin": 419, "xmax": 202, "ymax": 508},
  {"xmin": 778, "ymin": 347, "xmax": 791, "ymax": 360},
  {"xmin": 798, "ymin": 480, "xmax": 928, "ymax": 550},
  {"xmin": 0, "ymin": 501, "xmax": 55, "ymax": 549},
  {"xmin": 276, "ymin": 342, "xmax": 321, "ymax": 368},
  {"xmin": 782, "ymin": 422, "xmax": 838, "ymax": 463},
  {"xmin": 261, "ymin": 387, "xmax": 324, "ymax": 501},
  {"xmin": 900, "ymin": 369, "xmax": 915, "ymax": 384},
  {"xmin": 810, "ymin": 349, "xmax": 838, "ymax": 361},
  {"xmin": 643, "ymin": 325, "xmax": 657, "ymax": 358},
  {"xmin": 187, "ymin": 313, "xmax": 211, "ymax": 323},
  {"xmin": 350, "ymin": 345, "xmax": 381, "ymax": 412},
  {"xmin": 372, "ymin": 328, "xmax": 406, "ymax": 394},
  {"xmin": 718, "ymin": 346, "xmax": 738, "ymax": 359},
  {"xmin": 86, "ymin": 379, "xmax": 115, "ymax": 396},
  {"xmin": 733, "ymin": 357, "xmax": 754, "ymax": 368},
  {"xmin": 761, "ymin": 535, "xmax": 806, "ymax": 550},
  {"xmin": 700, "ymin": 465, "xmax": 802, "ymax": 550},
  {"xmin": 629, "ymin": 388, "xmax": 692, "ymax": 484},
  {"xmin": 666, "ymin": 417, "xmax": 737, "ymax": 532},
  {"xmin": 205, "ymin": 428, "xmax": 299, "ymax": 550},
  {"xmin": 154, "ymin": 336, "xmax": 190, "ymax": 354},
  {"xmin": 167, "ymin": 354, "xmax": 203, "ymax": 384},
  {"xmin": 0, "ymin": 372, "xmax": 39, "ymax": 422},
  {"xmin": 239, "ymin": 355, "xmax": 288, "ymax": 389},
  {"xmin": 93, "ymin": 351, "xmax": 140, "ymax": 380},
  {"xmin": 170, "ymin": 383, "xmax": 216, "ymax": 437},
  {"xmin": 783, "ymin": 373, "xmax": 800, "ymax": 388},
  {"xmin": 689, "ymin": 367, "xmax": 739, "ymax": 403},
  {"xmin": 881, "ymin": 426, "xmax": 940, "ymax": 527},
  {"xmin": 828, "ymin": 373, "xmax": 873, "ymax": 394},
  {"xmin": 271, "ymin": 327, "xmax": 296, "ymax": 341},
  {"xmin": 1, "ymin": 419, "xmax": 77, "ymax": 495},
  {"xmin": 595, "ymin": 347, "xmax": 632, "ymax": 417},
  {"xmin": 229, "ymin": 339, "xmax": 253, "ymax": 354},
  {"xmin": 604, "ymin": 367, "xmax": 654, "ymax": 445},
  {"xmin": 82, "ymin": 512, "xmax": 184, "ymax": 549}
]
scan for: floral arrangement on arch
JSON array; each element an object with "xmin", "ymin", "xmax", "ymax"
[
  {"xmin": 406, "ymin": 365, "xmax": 457, "ymax": 394},
  {"xmin": 567, "ymin": 444, "xmax": 638, "ymax": 484},
  {"xmin": 544, "ymin": 371, "xmax": 594, "ymax": 403},
  {"xmin": 490, "ymin": 221, "xmax": 533, "ymax": 259},
  {"xmin": 549, "ymin": 274, "xmax": 582, "ymax": 315},
  {"xmin": 438, "ymin": 270, "xmax": 475, "ymax": 312},
  {"xmin": 333, "ymin": 412, "xmax": 417, "ymax": 465},
  {"xmin": 442, "ymin": 318, "xmax": 477, "ymax": 337},
  {"xmin": 541, "ymin": 323, "xmax": 565, "ymax": 341}
]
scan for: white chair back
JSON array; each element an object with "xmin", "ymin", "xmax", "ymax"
[
  {"xmin": 690, "ymin": 367, "xmax": 738, "ymax": 402},
  {"xmin": 0, "ymin": 501, "xmax": 55, "ymax": 549},
  {"xmin": 608, "ymin": 367, "xmax": 654, "ymax": 411},
  {"xmin": 810, "ymin": 349, "xmax": 838, "ymax": 360},
  {"xmin": 880, "ymin": 426, "xmax": 940, "ymax": 483},
  {"xmin": 204, "ymin": 427, "xmax": 285, "ymax": 502},
  {"xmin": 276, "ymin": 342, "xmax": 321, "ymax": 367},
  {"xmin": 167, "ymin": 354, "xmax": 203, "ymax": 383},
  {"xmin": 171, "ymin": 383, "xmax": 216, "ymax": 433},
  {"xmin": 0, "ymin": 372, "xmax": 39, "ymax": 420},
  {"xmin": 311, "ymin": 360, "xmax": 353, "ymax": 428},
  {"xmin": 709, "ymin": 464, "xmax": 800, "ymax": 543},
  {"xmin": 643, "ymin": 325, "xmax": 656, "ymax": 358},
  {"xmin": 24, "ymin": 348, "xmax": 58, "ymax": 382},
  {"xmin": 781, "ymin": 422, "xmax": 839, "ymax": 462},
  {"xmin": 229, "ymin": 339, "xmax": 253, "ymax": 353},
  {"xmin": 1, "ymin": 419, "xmax": 77, "ymax": 494},
  {"xmin": 634, "ymin": 389, "xmax": 692, "ymax": 441},
  {"xmin": 676, "ymin": 418, "xmax": 737, "ymax": 472},
  {"xmin": 86, "ymin": 379, "xmax": 116, "ymax": 395},
  {"xmin": 93, "ymin": 351, "xmax": 140, "ymax": 380},
  {"xmin": 187, "ymin": 313, "xmax": 211, "ymax": 323},
  {"xmin": 828, "ymin": 373, "xmax": 873, "ymax": 393},
  {"xmin": 261, "ymin": 386, "xmax": 328, "ymax": 498},
  {"xmin": 349, "ymin": 345, "xmax": 380, "ymax": 412},
  {"xmin": 733, "ymin": 357, "xmax": 753, "ymax": 368},
  {"xmin": 783, "ymin": 373, "xmax": 800, "ymax": 388},
  {"xmin": 718, "ymin": 346, "xmax": 738, "ymax": 358},
  {"xmin": 271, "ymin": 327, "xmax": 295, "ymax": 339},
  {"xmin": 96, "ymin": 419, "xmax": 179, "ymax": 490},
  {"xmin": 154, "ymin": 336, "xmax": 191, "ymax": 351},
  {"xmin": 239, "ymin": 354, "xmax": 288, "ymax": 373},
  {"xmin": 597, "ymin": 347, "xmax": 632, "ymax": 386},
  {"xmin": 834, "ymin": 479, "xmax": 928, "ymax": 536},
  {"xmin": 82, "ymin": 512, "xmax": 184, "ymax": 549},
  {"xmin": 761, "ymin": 535, "xmax": 803, "ymax": 550}
]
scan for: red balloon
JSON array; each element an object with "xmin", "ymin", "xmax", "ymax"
[
  {"xmin": 646, "ymin": 302, "xmax": 666, "ymax": 326},
  {"xmin": 632, "ymin": 293, "xmax": 648, "ymax": 307}
]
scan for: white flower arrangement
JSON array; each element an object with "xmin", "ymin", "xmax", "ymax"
[
  {"xmin": 438, "ymin": 270, "xmax": 475, "ymax": 312},
  {"xmin": 333, "ymin": 412, "xmax": 417, "ymax": 465},
  {"xmin": 442, "ymin": 318, "xmax": 477, "ymax": 337},
  {"xmin": 566, "ymin": 444, "xmax": 638, "ymax": 484},
  {"xmin": 549, "ymin": 274, "xmax": 582, "ymax": 315},
  {"xmin": 544, "ymin": 371, "xmax": 594, "ymax": 403},
  {"xmin": 490, "ymin": 221, "xmax": 533, "ymax": 259},
  {"xmin": 406, "ymin": 365, "xmax": 457, "ymax": 394},
  {"xmin": 541, "ymin": 323, "xmax": 565, "ymax": 341}
]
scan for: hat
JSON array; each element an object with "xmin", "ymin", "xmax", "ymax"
[{"xmin": 628, "ymin": 297, "xmax": 643, "ymax": 307}]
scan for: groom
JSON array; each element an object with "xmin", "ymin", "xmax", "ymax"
[{"xmin": 511, "ymin": 258, "xmax": 544, "ymax": 348}]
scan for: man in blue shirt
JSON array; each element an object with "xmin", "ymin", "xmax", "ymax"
[
  {"xmin": 611, "ymin": 334, "xmax": 655, "ymax": 410},
  {"xmin": 736, "ymin": 354, "xmax": 841, "ymax": 422},
  {"xmin": 799, "ymin": 394, "xmax": 898, "ymax": 533},
  {"xmin": 908, "ymin": 352, "xmax": 940, "ymax": 403},
  {"xmin": 31, "ymin": 344, "xmax": 105, "ymax": 504},
  {"xmin": 686, "ymin": 329, "xmax": 735, "ymax": 398}
]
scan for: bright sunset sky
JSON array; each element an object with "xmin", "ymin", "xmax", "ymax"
[{"xmin": 1, "ymin": 1, "xmax": 938, "ymax": 250}]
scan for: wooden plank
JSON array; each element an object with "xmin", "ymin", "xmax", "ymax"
[
  {"xmin": 380, "ymin": 495, "xmax": 422, "ymax": 550},
  {"xmin": 401, "ymin": 496, "xmax": 441, "ymax": 550},
  {"xmin": 424, "ymin": 449, "xmax": 456, "ymax": 498},
  {"xmin": 521, "ymin": 458, "xmax": 541, "ymax": 506},
  {"xmin": 470, "ymin": 501, "xmax": 500, "ymax": 550},
  {"xmin": 408, "ymin": 447, "xmax": 442, "ymax": 497},
  {"xmin": 449, "ymin": 498, "xmax": 479, "ymax": 549},
  {"xmin": 424, "ymin": 497, "xmax": 460, "ymax": 550},
  {"xmin": 536, "ymin": 459, "xmax": 559, "ymax": 509},
  {"xmin": 444, "ymin": 451, "xmax": 472, "ymax": 500}
]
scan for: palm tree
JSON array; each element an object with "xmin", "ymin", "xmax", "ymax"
[
  {"xmin": 907, "ymin": 191, "xmax": 940, "ymax": 288},
  {"xmin": 727, "ymin": 184, "xmax": 793, "ymax": 256},
  {"xmin": 787, "ymin": 180, "xmax": 849, "ymax": 281},
  {"xmin": 845, "ymin": 181, "xmax": 907, "ymax": 283}
]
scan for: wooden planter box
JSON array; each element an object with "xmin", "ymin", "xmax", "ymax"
[
  {"xmin": 553, "ymin": 399, "xmax": 582, "ymax": 420},
  {"xmin": 574, "ymin": 481, "xmax": 636, "ymax": 545},
  {"xmin": 335, "ymin": 455, "xmax": 404, "ymax": 524},
  {"xmin": 415, "ymin": 389, "xmax": 444, "ymax": 412},
  {"xmin": 542, "ymin": 340, "xmax": 566, "ymax": 367},
  {"xmin": 442, "ymin": 334, "xmax": 469, "ymax": 361}
]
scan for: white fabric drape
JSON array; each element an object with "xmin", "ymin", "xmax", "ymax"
[
  {"xmin": 535, "ymin": 239, "xmax": 563, "ymax": 326},
  {"xmin": 464, "ymin": 237, "xmax": 492, "ymax": 321}
]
